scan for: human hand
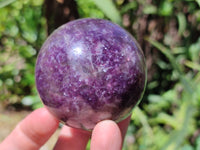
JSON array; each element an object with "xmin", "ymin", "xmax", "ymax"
[{"xmin": 0, "ymin": 108, "xmax": 131, "ymax": 150}]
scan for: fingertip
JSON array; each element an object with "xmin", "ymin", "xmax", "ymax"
[
  {"xmin": 91, "ymin": 120, "xmax": 122, "ymax": 150},
  {"xmin": 94, "ymin": 120, "xmax": 120, "ymax": 134}
]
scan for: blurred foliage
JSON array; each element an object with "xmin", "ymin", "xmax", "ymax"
[
  {"xmin": 0, "ymin": 0, "xmax": 45, "ymax": 109},
  {"xmin": 0, "ymin": 0, "xmax": 200, "ymax": 149}
]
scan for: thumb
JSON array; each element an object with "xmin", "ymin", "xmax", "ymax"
[{"xmin": 90, "ymin": 120, "xmax": 122, "ymax": 150}]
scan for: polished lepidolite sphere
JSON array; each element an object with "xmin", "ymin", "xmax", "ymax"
[{"xmin": 35, "ymin": 18, "xmax": 146, "ymax": 130}]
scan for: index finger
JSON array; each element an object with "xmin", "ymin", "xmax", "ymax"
[
  {"xmin": 0, "ymin": 108, "xmax": 59, "ymax": 150},
  {"xmin": 90, "ymin": 115, "xmax": 131, "ymax": 150}
]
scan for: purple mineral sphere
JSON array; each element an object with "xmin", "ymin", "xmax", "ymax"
[{"xmin": 35, "ymin": 18, "xmax": 146, "ymax": 130}]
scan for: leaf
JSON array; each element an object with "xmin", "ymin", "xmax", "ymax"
[
  {"xmin": 161, "ymin": 101, "xmax": 196, "ymax": 150},
  {"xmin": 184, "ymin": 60, "xmax": 200, "ymax": 71},
  {"xmin": 22, "ymin": 95, "xmax": 40, "ymax": 106},
  {"xmin": 148, "ymin": 94, "xmax": 163, "ymax": 103},
  {"xmin": 196, "ymin": 0, "xmax": 200, "ymax": 7},
  {"xmin": 120, "ymin": 1, "xmax": 137, "ymax": 14},
  {"xmin": 0, "ymin": 0, "xmax": 16, "ymax": 8},
  {"xmin": 177, "ymin": 13, "xmax": 187, "ymax": 35},
  {"xmin": 91, "ymin": 0, "xmax": 122, "ymax": 25},
  {"xmin": 189, "ymin": 37, "xmax": 200, "ymax": 62},
  {"xmin": 181, "ymin": 144, "xmax": 194, "ymax": 150},
  {"xmin": 153, "ymin": 113, "xmax": 179, "ymax": 129},
  {"xmin": 22, "ymin": 95, "xmax": 43, "ymax": 109},
  {"xmin": 158, "ymin": 1, "xmax": 173, "ymax": 16},
  {"xmin": 132, "ymin": 107, "xmax": 153, "ymax": 138},
  {"xmin": 196, "ymin": 136, "xmax": 200, "ymax": 150},
  {"xmin": 143, "ymin": 4, "xmax": 157, "ymax": 14},
  {"xmin": 86, "ymin": 139, "xmax": 91, "ymax": 150}
]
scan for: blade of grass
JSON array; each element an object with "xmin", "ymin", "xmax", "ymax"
[
  {"xmin": 177, "ymin": 13, "xmax": 187, "ymax": 35},
  {"xmin": 132, "ymin": 107, "xmax": 153, "ymax": 138},
  {"xmin": 0, "ymin": 0, "xmax": 16, "ymax": 8},
  {"xmin": 184, "ymin": 60, "xmax": 200, "ymax": 71},
  {"xmin": 161, "ymin": 101, "xmax": 196, "ymax": 150},
  {"xmin": 145, "ymin": 37, "xmax": 194, "ymax": 94},
  {"xmin": 145, "ymin": 37, "xmax": 182, "ymax": 74},
  {"xmin": 120, "ymin": 1, "xmax": 137, "ymax": 14},
  {"xmin": 152, "ymin": 113, "xmax": 180, "ymax": 129},
  {"xmin": 194, "ymin": 71, "xmax": 200, "ymax": 83},
  {"xmin": 91, "ymin": 0, "xmax": 122, "ymax": 25}
]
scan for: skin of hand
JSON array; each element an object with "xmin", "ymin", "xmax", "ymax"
[{"xmin": 0, "ymin": 107, "xmax": 131, "ymax": 150}]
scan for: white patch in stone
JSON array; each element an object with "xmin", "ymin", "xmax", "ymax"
[
  {"xmin": 95, "ymin": 42, "xmax": 104, "ymax": 54},
  {"xmin": 95, "ymin": 111, "xmax": 112, "ymax": 121},
  {"xmin": 73, "ymin": 47, "xmax": 83, "ymax": 56}
]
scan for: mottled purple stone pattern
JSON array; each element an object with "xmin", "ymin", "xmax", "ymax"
[{"xmin": 35, "ymin": 18, "xmax": 146, "ymax": 130}]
